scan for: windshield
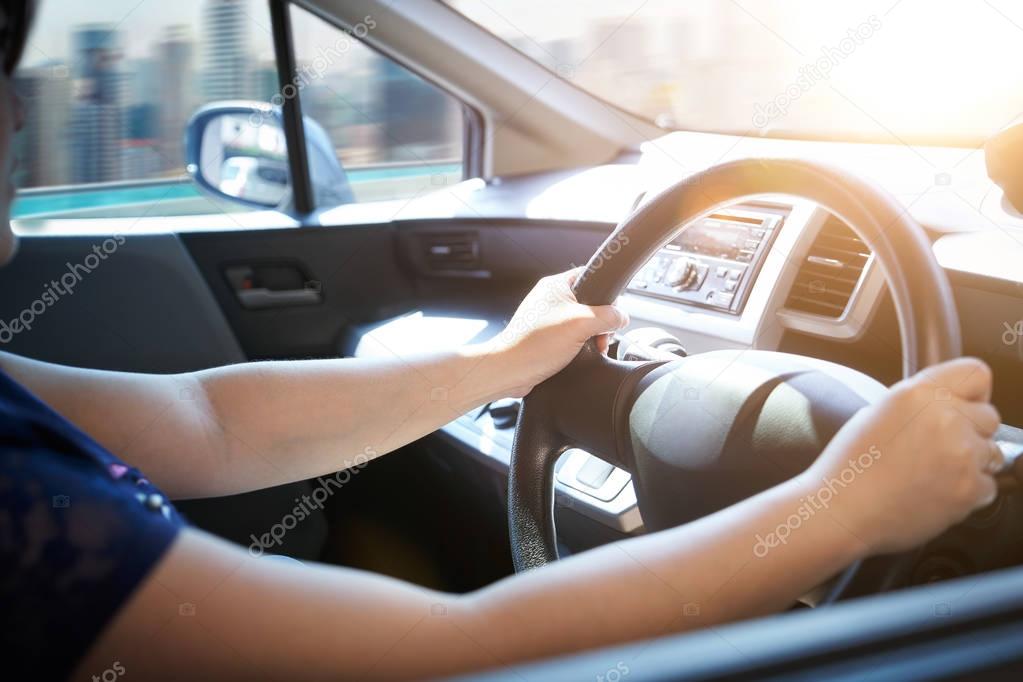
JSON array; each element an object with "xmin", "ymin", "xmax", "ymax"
[{"xmin": 444, "ymin": 0, "xmax": 1023, "ymax": 146}]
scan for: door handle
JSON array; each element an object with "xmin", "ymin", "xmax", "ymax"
[
  {"xmin": 224, "ymin": 264, "xmax": 323, "ymax": 309},
  {"xmin": 235, "ymin": 287, "xmax": 322, "ymax": 309}
]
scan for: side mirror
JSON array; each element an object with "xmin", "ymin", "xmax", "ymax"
[
  {"xmin": 985, "ymin": 123, "xmax": 1023, "ymax": 215},
  {"xmin": 185, "ymin": 102, "xmax": 354, "ymax": 211}
]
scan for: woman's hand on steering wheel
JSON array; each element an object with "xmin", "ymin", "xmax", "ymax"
[
  {"xmin": 798, "ymin": 357, "xmax": 1002, "ymax": 557},
  {"xmin": 488, "ymin": 268, "xmax": 629, "ymax": 399}
]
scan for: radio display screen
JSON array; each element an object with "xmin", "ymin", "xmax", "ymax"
[{"xmin": 670, "ymin": 220, "xmax": 755, "ymax": 261}]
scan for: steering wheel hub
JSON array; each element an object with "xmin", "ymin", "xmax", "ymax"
[{"xmin": 628, "ymin": 350, "xmax": 886, "ymax": 531}]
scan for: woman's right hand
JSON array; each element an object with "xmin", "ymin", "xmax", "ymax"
[{"xmin": 799, "ymin": 357, "xmax": 1002, "ymax": 556}]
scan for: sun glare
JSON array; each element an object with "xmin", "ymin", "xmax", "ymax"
[{"xmin": 448, "ymin": 0, "xmax": 1023, "ymax": 145}]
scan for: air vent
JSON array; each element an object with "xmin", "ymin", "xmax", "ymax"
[
  {"xmin": 784, "ymin": 217, "xmax": 870, "ymax": 318},
  {"xmin": 420, "ymin": 232, "xmax": 480, "ymax": 271}
]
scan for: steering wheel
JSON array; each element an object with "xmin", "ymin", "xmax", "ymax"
[{"xmin": 508, "ymin": 158, "xmax": 961, "ymax": 603}]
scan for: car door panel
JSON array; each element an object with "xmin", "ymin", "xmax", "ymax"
[
  {"xmin": 0, "ymin": 234, "xmax": 243, "ymax": 372},
  {"xmin": 181, "ymin": 219, "xmax": 611, "ymax": 360},
  {"xmin": 0, "ymin": 217, "xmax": 607, "ymax": 559},
  {"xmin": 0, "ymin": 232, "xmax": 326, "ymax": 557},
  {"xmin": 181, "ymin": 225, "xmax": 415, "ymax": 360}
]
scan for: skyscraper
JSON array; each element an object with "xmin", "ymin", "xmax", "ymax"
[
  {"xmin": 376, "ymin": 59, "xmax": 461, "ymax": 163},
  {"xmin": 158, "ymin": 25, "xmax": 195, "ymax": 169},
  {"xmin": 252, "ymin": 60, "xmax": 279, "ymax": 102},
  {"xmin": 69, "ymin": 26, "xmax": 126, "ymax": 184},
  {"xmin": 13, "ymin": 65, "xmax": 72, "ymax": 188},
  {"xmin": 202, "ymin": 0, "xmax": 249, "ymax": 101}
]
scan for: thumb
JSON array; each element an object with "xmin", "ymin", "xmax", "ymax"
[{"xmin": 587, "ymin": 303, "xmax": 629, "ymax": 336}]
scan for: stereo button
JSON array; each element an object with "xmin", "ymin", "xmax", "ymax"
[{"xmin": 715, "ymin": 292, "xmax": 735, "ymax": 307}]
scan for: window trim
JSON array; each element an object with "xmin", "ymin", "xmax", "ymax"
[
  {"xmin": 269, "ymin": 0, "xmax": 315, "ymax": 215},
  {"xmin": 462, "ymin": 104, "xmax": 484, "ymax": 181}
]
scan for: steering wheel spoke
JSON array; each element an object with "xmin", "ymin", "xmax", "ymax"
[{"xmin": 508, "ymin": 340, "xmax": 656, "ymax": 571}]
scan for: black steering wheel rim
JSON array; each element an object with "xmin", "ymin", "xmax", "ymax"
[
  {"xmin": 508, "ymin": 158, "xmax": 962, "ymax": 603},
  {"xmin": 570, "ymin": 158, "xmax": 960, "ymax": 371}
]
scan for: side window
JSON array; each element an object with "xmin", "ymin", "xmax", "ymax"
[
  {"xmin": 288, "ymin": 5, "xmax": 465, "ymax": 205},
  {"xmin": 13, "ymin": 0, "xmax": 278, "ymax": 220}
]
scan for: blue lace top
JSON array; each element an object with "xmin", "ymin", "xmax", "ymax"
[{"xmin": 0, "ymin": 369, "xmax": 185, "ymax": 680}]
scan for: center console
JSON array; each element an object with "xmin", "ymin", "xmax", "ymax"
[{"xmin": 626, "ymin": 206, "xmax": 784, "ymax": 314}]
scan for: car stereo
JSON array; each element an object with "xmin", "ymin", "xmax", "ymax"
[{"xmin": 626, "ymin": 208, "xmax": 784, "ymax": 314}]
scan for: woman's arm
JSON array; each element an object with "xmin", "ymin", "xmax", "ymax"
[
  {"xmin": 0, "ymin": 271, "xmax": 626, "ymax": 499},
  {"xmin": 74, "ymin": 483, "xmax": 846, "ymax": 682},
  {"xmin": 73, "ymin": 357, "xmax": 1000, "ymax": 681}
]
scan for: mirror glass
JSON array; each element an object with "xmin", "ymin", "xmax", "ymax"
[{"xmin": 197, "ymin": 114, "xmax": 290, "ymax": 207}]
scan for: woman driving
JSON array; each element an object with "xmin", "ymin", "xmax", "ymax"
[{"xmin": 0, "ymin": 2, "xmax": 1006, "ymax": 680}]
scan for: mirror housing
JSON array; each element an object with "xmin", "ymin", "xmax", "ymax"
[
  {"xmin": 185, "ymin": 101, "xmax": 354, "ymax": 211},
  {"xmin": 985, "ymin": 123, "xmax": 1023, "ymax": 214}
]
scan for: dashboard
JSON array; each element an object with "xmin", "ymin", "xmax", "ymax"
[
  {"xmin": 350, "ymin": 199, "xmax": 889, "ymax": 542},
  {"xmin": 616, "ymin": 199, "xmax": 886, "ymax": 357},
  {"xmin": 10, "ymin": 88, "xmax": 1023, "ymax": 580},
  {"xmin": 350, "ymin": 188, "xmax": 1022, "ymax": 550}
]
